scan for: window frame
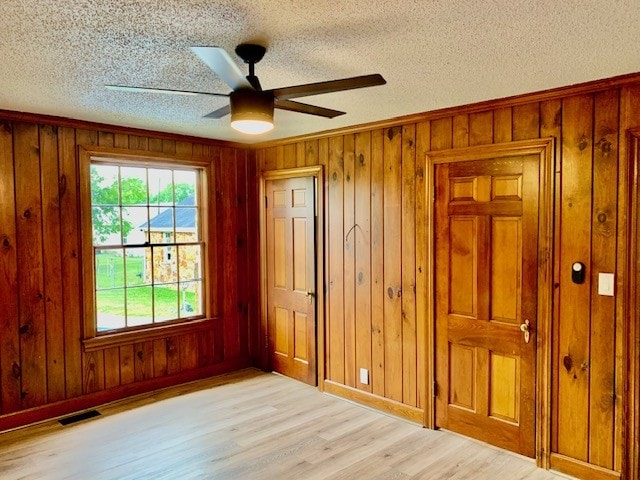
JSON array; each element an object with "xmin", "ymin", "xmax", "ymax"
[{"xmin": 79, "ymin": 146, "xmax": 216, "ymax": 351}]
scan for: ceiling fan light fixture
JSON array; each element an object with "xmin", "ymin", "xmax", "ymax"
[{"xmin": 230, "ymin": 89, "xmax": 274, "ymax": 135}]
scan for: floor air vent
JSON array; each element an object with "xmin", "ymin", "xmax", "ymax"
[{"xmin": 58, "ymin": 409, "xmax": 101, "ymax": 426}]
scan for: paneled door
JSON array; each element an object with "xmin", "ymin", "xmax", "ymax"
[
  {"xmin": 434, "ymin": 155, "xmax": 539, "ymax": 457},
  {"xmin": 266, "ymin": 176, "xmax": 317, "ymax": 385}
]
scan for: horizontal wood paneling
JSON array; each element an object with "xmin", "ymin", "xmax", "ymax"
[{"xmin": 0, "ymin": 116, "xmax": 255, "ymax": 429}]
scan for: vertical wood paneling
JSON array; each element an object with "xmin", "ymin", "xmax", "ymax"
[
  {"xmin": 494, "ymin": 107, "xmax": 513, "ymax": 143},
  {"xmin": 250, "ymin": 80, "xmax": 636, "ymax": 480},
  {"xmin": 401, "ymin": 124, "xmax": 417, "ymax": 407},
  {"xmin": 540, "ymin": 98, "xmax": 562, "ymax": 454},
  {"xmin": 588, "ymin": 89, "xmax": 619, "ymax": 469},
  {"xmin": 162, "ymin": 139, "xmax": 176, "ymax": 154},
  {"xmin": 148, "ymin": 137, "xmax": 163, "ymax": 152},
  {"xmin": 305, "ymin": 140, "xmax": 318, "ymax": 166},
  {"xmin": 415, "ymin": 120, "xmax": 430, "ymax": 409},
  {"xmin": 263, "ymin": 146, "xmax": 277, "ymax": 171},
  {"xmin": 431, "ymin": 118, "xmax": 453, "ymax": 150},
  {"xmin": 14, "ymin": 122, "xmax": 47, "ymax": 408},
  {"xmin": 370, "ymin": 129, "xmax": 385, "ymax": 396},
  {"xmin": 114, "ymin": 133, "xmax": 128, "ymax": 149},
  {"xmin": 220, "ymin": 147, "xmax": 240, "ymax": 360},
  {"xmin": 343, "ymin": 134, "xmax": 356, "ymax": 387},
  {"xmin": 58, "ymin": 126, "xmax": 82, "ymax": 399},
  {"xmin": 283, "ymin": 144, "xmax": 296, "ymax": 169},
  {"xmin": 0, "ymin": 118, "xmax": 249, "ymax": 431},
  {"xmin": 296, "ymin": 143, "xmax": 306, "ymax": 167},
  {"xmin": 98, "ymin": 131, "xmax": 114, "ymax": 148},
  {"xmin": 153, "ymin": 339, "xmax": 168, "ymax": 377},
  {"xmin": 557, "ymin": 94, "xmax": 594, "ymax": 461},
  {"xmin": 120, "ymin": 345, "xmax": 134, "ymax": 385},
  {"xmin": 197, "ymin": 330, "xmax": 215, "ymax": 367},
  {"xmin": 134, "ymin": 341, "xmax": 154, "ymax": 381},
  {"xmin": 354, "ymin": 131, "xmax": 372, "ymax": 393},
  {"xmin": 452, "ymin": 114, "xmax": 469, "ymax": 148},
  {"xmin": 104, "ymin": 348, "xmax": 120, "ymax": 389},
  {"xmin": 469, "ymin": 111, "xmax": 493, "ymax": 146},
  {"xmin": 328, "ymin": 136, "xmax": 345, "ymax": 383},
  {"xmin": 83, "ymin": 351, "xmax": 104, "ymax": 394},
  {"xmin": 175, "ymin": 141, "xmax": 192, "ymax": 157},
  {"xmin": 166, "ymin": 337, "xmax": 180, "ymax": 375},
  {"xmin": 179, "ymin": 333, "xmax": 198, "ymax": 371},
  {"xmin": 383, "ymin": 126, "xmax": 403, "ymax": 402},
  {"xmin": 513, "ymin": 103, "xmax": 540, "ymax": 140},
  {"xmin": 0, "ymin": 121, "xmax": 21, "ymax": 414},
  {"xmin": 39, "ymin": 124, "xmax": 65, "ymax": 403},
  {"xmin": 236, "ymin": 151, "xmax": 249, "ymax": 359},
  {"xmin": 247, "ymin": 150, "xmax": 260, "ymax": 362}
]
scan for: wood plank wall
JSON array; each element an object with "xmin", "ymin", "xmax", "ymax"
[
  {"xmin": 255, "ymin": 84, "xmax": 640, "ymax": 478},
  {"xmin": 0, "ymin": 117, "xmax": 255, "ymax": 428}
]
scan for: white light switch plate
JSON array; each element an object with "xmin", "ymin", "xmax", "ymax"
[
  {"xmin": 359, "ymin": 368, "xmax": 369, "ymax": 385},
  {"xmin": 598, "ymin": 273, "xmax": 615, "ymax": 296}
]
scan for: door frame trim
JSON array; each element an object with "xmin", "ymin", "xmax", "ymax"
[
  {"xmin": 627, "ymin": 128, "xmax": 640, "ymax": 480},
  {"xmin": 423, "ymin": 138, "xmax": 554, "ymax": 468},
  {"xmin": 259, "ymin": 166, "xmax": 325, "ymax": 389}
]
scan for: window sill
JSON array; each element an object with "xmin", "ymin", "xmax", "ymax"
[{"xmin": 83, "ymin": 317, "xmax": 219, "ymax": 352}]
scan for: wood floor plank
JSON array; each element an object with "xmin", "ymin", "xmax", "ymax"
[{"xmin": 0, "ymin": 369, "xmax": 574, "ymax": 480}]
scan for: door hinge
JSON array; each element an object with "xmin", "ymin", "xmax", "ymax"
[
  {"xmin": 433, "ymin": 380, "xmax": 438, "ymax": 398},
  {"xmin": 265, "ymin": 334, "xmax": 269, "ymax": 350},
  {"xmin": 265, "ymin": 196, "xmax": 268, "ymax": 208}
]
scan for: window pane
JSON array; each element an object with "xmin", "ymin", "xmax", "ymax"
[
  {"xmin": 176, "ymin": 206, "xmax": 198, "ymax": 241},
  {"xmin": 96, "ymin": 288, "xmax": 125, "ymax": 331},
  {"xmin": 126, "ymin": 286, "xmax": 153, "ymax": 327},
  {"xmin": 122, "ymin": 206, "xmax": 149, "ymax": 245},
  {"xmin": 120, "ymin": 167, "xmax": 148, "ymax": 205},
  {"xmin": 179, "ymin": 281, "xmax": 202, "ymax": 318},
  {"xmin": 153, "ymin": 244, "xmax": 177, "ymax": 284},
  {"xmin": 174, "ymin": 170, "xmax": 197, "ymax": 205},
  {"xmin": 148, "ymin": 169, "xmax": 174, "ymax": 206},
  {"xmin": 125, "ymin": 247, "xmax": 149, "ymax": 286},
  {"xmin": 90, "ymin": 162, "xmax": 203, "ymax": 333},
  {"xmin": 178, "ymin": 245, "xmax": 201, "ymax": 281},
  {"xmin": 154, "ymin": 284, "xmax": 179, "ymax": 322},
  {"xmin": 147, "ymin": 206, "xmax": 174, "ymax": 243},
  {"xmin": 91, "ymin": 164, "xmax": 119, "ymax": 206},
  {"xmin": 95, "ymin": 249, "xmax": 124, "ymax": 289},
  {"xmin": 92, "ymin": 206, "xmax": 122, "ymax": 246}
]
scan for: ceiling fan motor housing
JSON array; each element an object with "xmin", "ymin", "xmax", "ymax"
[{"xmin": 230, "ymin": 89, "xmax": 274, "ymax": 123}]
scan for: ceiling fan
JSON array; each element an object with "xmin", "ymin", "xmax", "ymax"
[{"xmin": 106, "ymin": 44, "xmax": 386, "ymax": 135}]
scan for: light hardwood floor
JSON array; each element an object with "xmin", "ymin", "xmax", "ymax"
[{"xmin": 0, "ymin": 369, "xmax": 574, "ymax": 479}]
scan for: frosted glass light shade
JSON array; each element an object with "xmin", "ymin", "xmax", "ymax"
[{"xmin": 230, "ymin": 90, "xmax": 274, "ymax": 135}]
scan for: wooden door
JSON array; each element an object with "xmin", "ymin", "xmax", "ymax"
[
  {"xmin": 266, "ymin": 176, "xmax": 317, "ymax": 385},
  {"xmin": 434, "ymin": 155, "xmax": 539, "ymax": 457}
]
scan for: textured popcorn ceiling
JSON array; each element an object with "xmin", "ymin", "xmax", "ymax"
[{"xmin": 1, "ymin": 1, "xmax": 639, "ymax": 143}]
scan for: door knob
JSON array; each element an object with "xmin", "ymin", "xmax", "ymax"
[
  {"xmin": 520, "ymin": 319, "xmax": 531, "ymax": 344},
  {"xmin": 305, "ymin": 290, "xmax": 314, "ymax": 304}
]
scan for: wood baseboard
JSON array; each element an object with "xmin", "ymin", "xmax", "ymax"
[
  {"xmin": 323, "ymin": 380, "xmax": 424, "ymax": 424},
  {"xmin": 550, "ymin": 453, "xmax": 621, "ymax": 480},
  {"xmin": 0, "ymin": 358, "xmax": 249, "ymax": 432}
]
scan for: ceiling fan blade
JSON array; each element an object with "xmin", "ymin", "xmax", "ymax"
[
  {"xmin": 105, "ymin": 85, "xmax": 228, "ymax": 97},
  {"xmin": 275, "ymin": 99, "xmax": 345, "ymax": 118},
  {"xmin": 190, "ymin": 46, "xmax": 252, "ymax": 91},
  {"xmin": 269, "ymin": 73, "xmax": 386, "ymax": 101},
  {"xmin": 203, "ymin": 104, "xmax": 231, "ymax": 119}
]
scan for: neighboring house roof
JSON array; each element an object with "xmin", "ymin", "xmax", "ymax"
[{"xmin": 140, "ymin": 195, "xmax": 196, "ymax": 230}]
